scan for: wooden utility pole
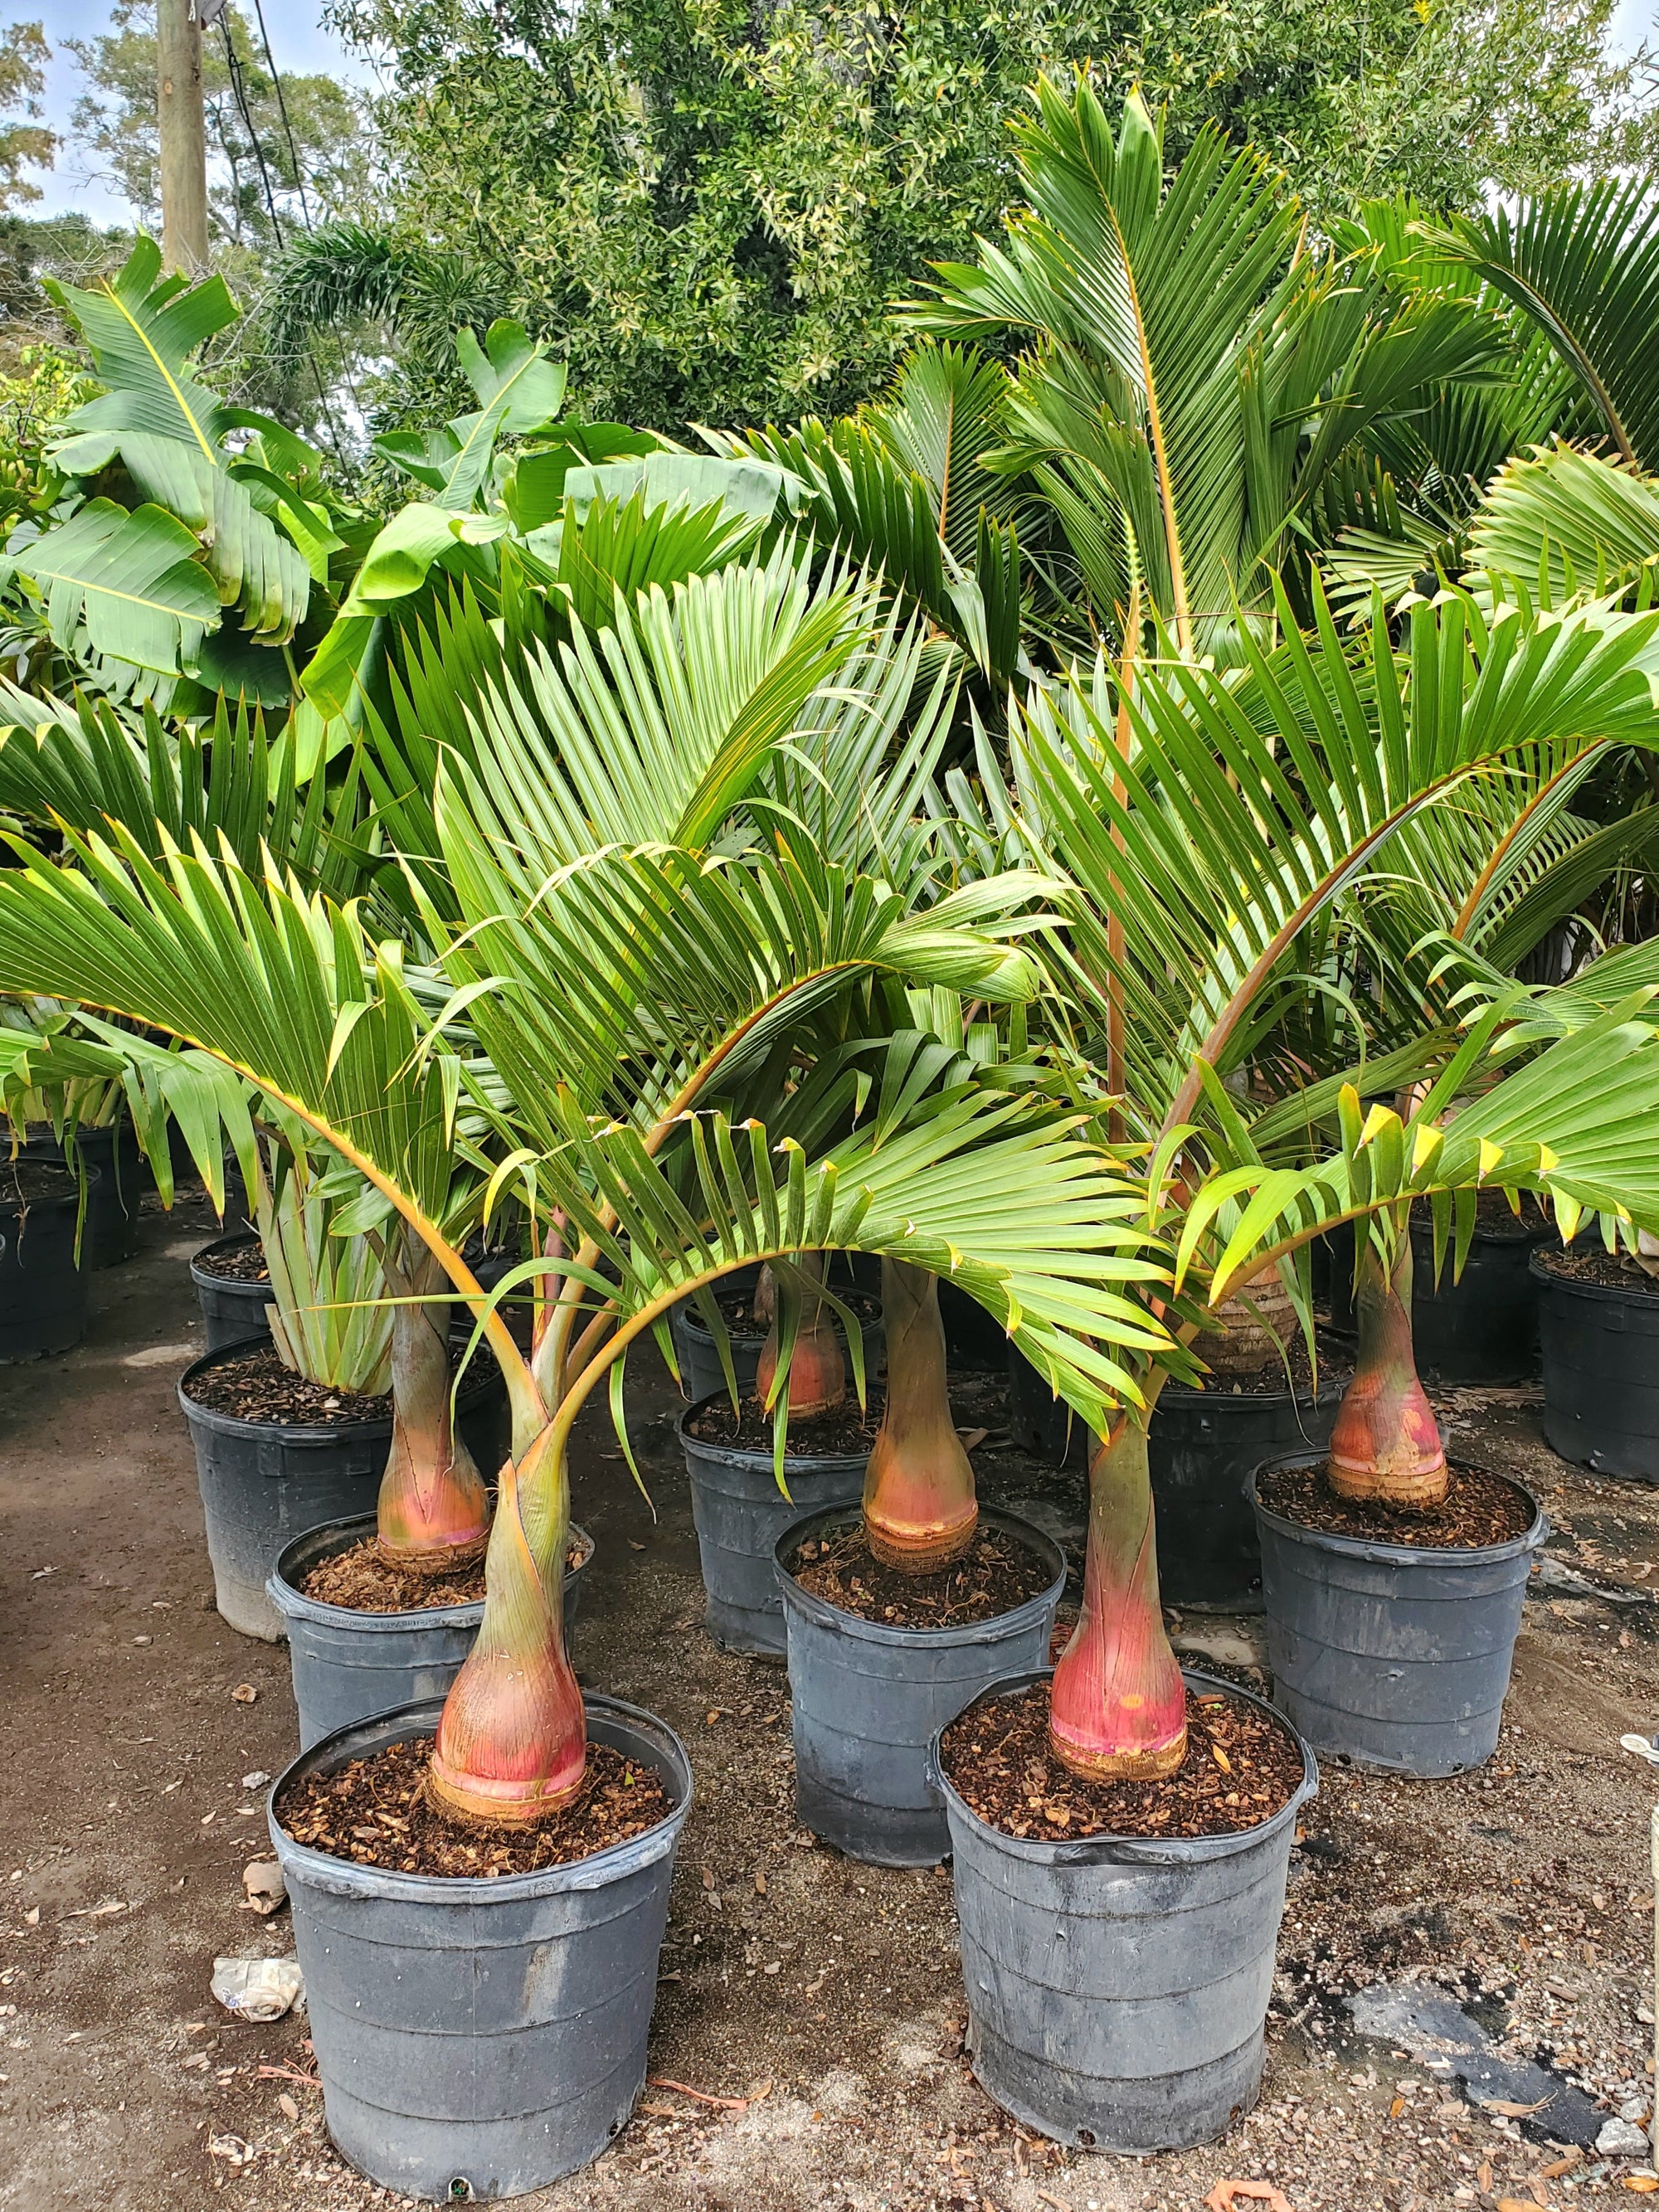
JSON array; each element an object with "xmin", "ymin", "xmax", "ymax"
[{"xmin": 157, "ymin": 0, "xmax": 209, "ymax": 271}]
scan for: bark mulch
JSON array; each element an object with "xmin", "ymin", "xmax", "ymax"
[
  {"xmin": 0, "ymin": 1159, "xmax": 79, "ymax": 1209},
  {"xmin": 1535, "ymin": 1243, "xmax": 1659, "ymax": 1295},
  {"xmin": 1256, "ymin": 1458, "xmax": 1537, "ymax": 1547},
  {"xmin": 787, "ymin": 1516, "xmax": 1052, "ymax": 1628},
  {"xmin": 192, "ymin": 1238, "xmax": 270, "ymax": 1283},
  {"xmin": 686, "ymin": 1392, "xmax": 883, "ymax": 1456},
  {"xmin": 684, "ymin": 1287, "xmax": 880, "ymax": 1341},
  {"xmin": 182, "ymin": 1340, "xmax": 389, "ymax": 1427},
  {"xmin": 298, "ymin": 1529, "xmax": 592, "ymax": 1612},
  {"xmin": 940, "ymin": 1680, "xmax": 1305, "ymax": 1842},
  {"xmin": 275, "ymin": 1733, "xmax": 671, "ymax": 1877}
]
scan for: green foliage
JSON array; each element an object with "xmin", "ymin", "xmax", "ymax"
[
  {"xmin": 0, "ymin": 20, "xmax": 53, "ymax": 212},
  {"xmin": 303, "ymin": 0, "xmax": 1648, "ymax": 435}
]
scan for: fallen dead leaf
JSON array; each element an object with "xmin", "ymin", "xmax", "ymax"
[
  {"xmin": 66, "ymin": 1898, "xmax": 127, "ymax": 1920},
  {"xmin": 231, "ymin": 1684, "xmax": 257, "ymax": 1704},
  {"xmin": 1486, "ymin": 2097, "xmax": 1550, "ymax": 2117},
  {"xmin": 754, "ymin": 1871, "xmax": 767, "ymax": 1894},
  {"xmin": 277, "ymin": 2093, "xmax": 299, "ymax": 2122},
  {"xmin": 1034, "ymin": 2193, "xmax": 1073, "ymax": 2212},
  {"xmin": 1623, "ymin": 2180, "xmax": 1659, "ymax": 2195},
  {"xmin": 1479, "ymin": 2162, "xmax": 1495, "ymax": 2191},
  {"xmin": 956, "ymin": 1427, "xmax": 990, "ymax": 1451},
  {"xmin": 1390, "ymin": 2095, "xmax": 1405, "ymax": 2118},
  {"xmin": 1542, "ymin": 2152, "xmax": 1582, "ymax": 2179},
  {"xmin": 645, "ymin": 2076, "xmax": 749, "ymax": 2111},
  {"xmin": 1204, "ymin": 2185, "xmax": 1295, "ymax": 2212}
]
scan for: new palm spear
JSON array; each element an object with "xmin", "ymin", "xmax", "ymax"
[{"xmin": 0, "ymin": 827, "xmax": 1172, "ymax": 1826}]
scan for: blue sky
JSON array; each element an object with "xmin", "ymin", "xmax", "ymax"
[
  {"xmin": 19, "ymin": 0, "xmax": 1659, "ymax": 228},
  {"xmin": 26, "ymin": 1, "xmax": 376, "ymax": 225}
]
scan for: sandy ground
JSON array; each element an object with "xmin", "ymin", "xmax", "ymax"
[{"xmin": 2, "ymin": 1195, "xmax": 1657, "ymax": 2212}]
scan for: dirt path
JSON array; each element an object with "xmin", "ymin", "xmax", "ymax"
[{"xmin": 2, "ymin": 1201, "xmax": 1657, "ymax": 2210}]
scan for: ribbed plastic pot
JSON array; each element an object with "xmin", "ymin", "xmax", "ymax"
[
  {"xmin": 0, "ymin": 1164, "xmax": 95, "ymax": 1360},
  {"xmin": 1534, "ymin": 1252, "xmax": 1659, "ymax": 1482},
  {"xmin": 1248, "ymin": 1452, "xmax": 1547, "ymax": 1776},
  {"xmin": 1006, "ymin": 1347, "xmax": 1088, "ymax": 1468},
  {"xmin": 776, "ymin": 1505, "xmax": 1065, "ymax": 1866},
  {"xmin": 268, "ymin": 1693, "xmax": 693, "ymax": 2202},
  {"xmin": 21, "ymin": 1122, "xmax": 142, "ymax": 1267},
  {"xmin": 1151, "ymin": 1378, "xmax": 1344, "ymax": 1612},
  {"xmin": 676, "ymin": 1396, "xmax": 868, "ymax": 1655},
  {"xmin": 268, "ymin": 1514, "xmax": 596, "ymax": 1750},
  {"xmin": 1323, "ymin": 1220, "xmax": 1547, "ymax": 1383},
  {"xmin": 178, "ymin": 1335, "xmax": 511, "ymax": 1641},
  {"xmin": 670, "ymin": 1287, "xmax": 883, "ymax": 1406},
  {"xmin": 928, "ymin": 1667, "xmax": 1316, "ymax": 2150},
  {"xmin": 190, "ymin": 1232, "xmax": 275, "ymax": 1351}
]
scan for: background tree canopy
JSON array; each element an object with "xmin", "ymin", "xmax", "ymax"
[{"xmin": 308, "ymin": 0, "xmax": 1656, "ymax": 433}]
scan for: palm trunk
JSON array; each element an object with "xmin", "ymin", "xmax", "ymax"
[
  {"xmin": 755, "ymin": 1252, "xmax": 845, "ymax": 1417},
  {"xmin": 1048, "ymin": 1417, "xmax": 1187, "ymax": 1781},
  {"xmin": 375, "ymin": 1235, "xmax": 492, "ymax": 1573},
  {"xmin": 863, "ymin": 1260, "xmax": 976, "ymax": 1570},
  {"xmin": 1327, "ymin": 1232, "xmax": 1446, "ymax": 1510},
  {"xmin": 427, "ymin": 1426, "xmax": 585, "ymax": 1826}
]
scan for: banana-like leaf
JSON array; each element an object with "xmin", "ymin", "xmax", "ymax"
[
  {"xmin": 1, "ymin": 500, "xmax": 218, "ymax": 676},
  {"xmin": 45, "ymin": 237, "xmax": 240, "ymax": 459},
  {"xmin": 118, "ymin": 433, "xmax": 311, "ymax": 645}
]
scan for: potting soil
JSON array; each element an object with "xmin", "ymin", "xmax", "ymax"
[
  {"xmin": 275, "ymin": 1733, "xmax": 670, "ymax": 1876},
  {"xmin": 297, "ymin": 1531, "xmax": 592, "ymax": 1613},
  {"xmin": 1257, "ymin": 1459, "xmax": 1535, "ymax": 1547},
  {"xmin": 787, "ymin": 1519, "xmax": 1052, "ymax": 1627},
  {"xmin": 939, "ymin": 1680, "xmax": 1305, "ymax": 1841}
]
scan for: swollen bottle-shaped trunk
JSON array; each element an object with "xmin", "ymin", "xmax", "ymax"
[
  {"xmin": 428, "ymin": 1430, "xmax": 585, "ymax": 1828},
  {"xmin": 1048, "ymin": 1417, "xmax": 1187, "ymax": 1781},
  {"xmin": 755, "ymin": 1252, "xmax": 845, "ymax": 1417},
  {"xmin": 376, "ymin": 1238, "xmax": 491, "ymax": 1573},
  {"xmin": 1327, "ymin": 1233, "xmax": 1446, "ymax": 1510},
  {"xmin": 863, "ymin": 1261, "xmax": 976, "ymax": 1571}
]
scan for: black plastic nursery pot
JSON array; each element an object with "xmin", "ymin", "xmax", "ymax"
[
  {"xmin": 676, "ymin": 1394, "xmax": 871, "ymax": 1656},
  {"xmin": 1248, "ymin": 1452, "xmax": 1547, "ymax": 1777},
  {"xmin": 20, "ymin": 1121, "xmax": 143, "ymax": 1268},
  {"xmin": 268, "ymin": 1513, "xmax": 596, "ymax": 1750},
  {"xmin": 268, "ymin": 1694, "xmax": 693, "ymax": 2202},
  {"xmin": 0, "ymin": 1160, "xmax": 95, "ymax": 1360},
  {"xmin": 1324, "ymin": 1218, "xmax": 1547, "ymax": 1385},
  {"xmin": 928, "ymin": 1668, "xmax": 1316, "ymax": 2151},
  {"xmin": 1150, "ymin": 1375, "xmax": 1345, "ymax": 1612},
  {"xmin": 669, "ymin": 1279, "xmax": 883, "ymax": 1407},
  {"xmin": 1005, "ymin": 1346, "xmax": 1088, "ymax": 1469},
  {"xmin": 190, "ymin": 1232, "xmax": 276, "ymax": 1351},
  {"xmin": 1534, "ymin": 1251, "xmax": 1659, "ymax": 1482},
  {"xmin": 178, "ymin": 1334, "xmax": 512, "ymax": 1641},
  {"xmin": 775, "ymin": 1505, "xmax": 1066, "ymax": 1867}
]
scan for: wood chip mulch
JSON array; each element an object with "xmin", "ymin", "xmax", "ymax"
[
  {"xmin": 788, "ymin": 1518, "xmax": 1052, "ymax": 1627},
  {"xmin": 192, "ymin": 1239, "xmax": 270, "ymax": 1283},
  {"xmin": 298, "ymin": 1531, "xmax": 591, "ymax": 1612},
  {"xmin": 1256, "ymin": 1459, "xmax": 1536, "ymax": 1547},
  {"xmin": 275, "ymin": 1735, "xmax": 671, "ymax": 1877},
  {"xmin": 0, "ymin": 1160, "xmax": 78, "ymax": 1209},
  {"xmin": 182, "ymin": 1340, "xmax": 390, "ymax": 1427},
  {"xmin": 1535, "ymin": 1244, "xmax": 1659, "ymax": 1295},
  {"xmin": 684, "ymin": 1288, "xmax": 879, "ymax": 1341},
  {"xmin": 940, "ymin": 1681, "xmax": 1304, "ymax": 1842},
  {"xmin": 686, "ymin": 1392, "xmax": 883, "ymax": 1455}
]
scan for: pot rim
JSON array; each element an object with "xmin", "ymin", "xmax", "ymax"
[
  {"xmin": 178, "ymin": 1330, "xmax": 504, "ymax": 1444},
  {"xmin": 266, "ymin": 1690, "xmax": 693, "ymax": 1903},
  {"xmin": 677, "ymin": 1290, "xmax": 883, "ymax": 1347},
  {"xmin": 1156, "ymin": 1369, "xmax": 1350, "ymax": 1412},
  {"xmin": 1529, "ymin": 1247, "xmax": 1659, "ymax": 1307},
  {"xmin": 188, "ymin": 1230, "xmax": 266, "ymax": 1286},
  {"xmin": 676, "ymin": 1390, "xmax": 874, "ymax": 1475},
  {"xmin": 267, "ymin": 1511, "xmax": 596, "ymax": 1631},
  {"xmin": 1246, "ymin": 1453, "xmax": 1549, "ymax": 1568},
  {"xmin": 0, "ymin": 1159, "xmax": 102, "ymax": 1213},
  {"xmin": 773, "ymin": 1502, "xmax": 1066, "ymax": 1648},
  {"xmin": 927, "ymin": 1665, "xmax": 1317, "ymax": 1868}
]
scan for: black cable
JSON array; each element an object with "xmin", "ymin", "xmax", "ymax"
[
  {"xmin": 219, "ymin": 15, "xmax": 352, "ymax": 466},
  {"xmin": 245, "ymin": 0, "xmax": 370, "ymax": 453},
  {"xmin": 250, "ymin": 0, "xmax": 314, "ymax": 232}
]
